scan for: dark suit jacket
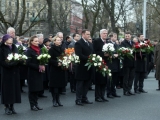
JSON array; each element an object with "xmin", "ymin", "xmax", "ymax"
[
  {"xmin": 74, "ymin": 38, "xmax": 94, "ymax": 80},
  {"xmin": 68, "ymin": 40, "xmax": 76, "ymax": 48},
  {"xmin": 120, "ymin": 39, "xmax": 135, "ymax": 68},
  {"xmin": 106, "ymin": 41, "xmax": 120, "ymax": 72},
  {"xmin": 93, "ymin": 38, "xmax": 107, "ymax": 84}
]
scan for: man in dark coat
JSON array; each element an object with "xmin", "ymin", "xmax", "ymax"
[
  {"xmin": 93, "ymin": 29, "xmax": 109, "ymax": 102},
  {"xmin": 68, "ymin": 33, "xmax": 80, "ymax": 93},
  {"xmin": 36, "ymin": 34, "xmax": 48, "ymax": 98},
  {"xmin": 121, "ymin": 32, "xmax": 135, "ymax": 95},
  {"xmin": 134, "ymin": 33, "xmax": 148, "ymax": 93},
  {"xmin": 74, "ymin": 29, "xmax": 94, "ymax": 106},
  {"xmin": 7, "ymin": 27, "xmax": 18, "ymax": 44},
  {"xmin": 106, "ymin": 33, "xmax": 121, "ymax": 98}
]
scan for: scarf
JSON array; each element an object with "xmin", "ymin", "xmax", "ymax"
[{"xmin": 31, "ymin": 45, "xmax": 40, "ymax": 55}]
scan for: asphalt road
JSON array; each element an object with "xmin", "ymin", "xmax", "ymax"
[{"xmin": 0, "ymin": 72, "xmax": 160, "ymax": 120}]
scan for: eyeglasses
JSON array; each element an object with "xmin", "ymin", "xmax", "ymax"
[{"xmin": 89, "ymin": 39, "xmax": 92, "ymax": 40}]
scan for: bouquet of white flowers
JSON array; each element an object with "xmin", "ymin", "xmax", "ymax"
[
  {"xmin": 37, "ymin": 54, "xmax": 51, "ymax": 65},
  {"xmin": 85, "ymin": 54, "xmax": 111, "ymax": 77},
  {"xmin": 57, "ymin": 53, "xmax": 71, "ymax": 70},
  {"xmin": 85, "ymin": 54, "xmax": 102, "ymax": 70},
  {"xmin": 68, "ymin": 54, "xmax": 80, "ymax": 64},
  {"xmin": 102, "ymin": 43, "xmax": 115, "ymax": 54},
  {"xmin": 7, "ymin": 53, "xmax": 28, "ymax": 61},
  {"xmin": 102, "ymin": 43, "xmax": 115, "ymax": 62},
  {"xmin": 37, "ymin": 47, "xmax": 51, "ymax": 65}
]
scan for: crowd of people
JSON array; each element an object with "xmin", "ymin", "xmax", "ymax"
[{"xmin": 0, "ymin": 27, "xmax": 159, "ymax": 115}]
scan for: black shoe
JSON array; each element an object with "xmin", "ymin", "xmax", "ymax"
[
  {"xmin": 112, "ymin": 94, "xmax": 121, "ymax": 97},
  {"xmin": 38, "ymin": 94, "xmax": 47, "ymax": 98},
  {"xmin": 101, "ymin": 97, "xmax": 109, "ymax": 102},
  {"xmin": 156, "ymin": 88, "xmax": 160, "ymax": 91},
  {"xmin": 89, "ymin": 87, "xmax": 94, "ymax": 91},
  {"xmin": 139, "ymin": 89, "xmax": 148, "ymax": 93},
  {"xmin": 35, "ymin": 106, "xmax": 43, "ymax": 110},
  {"xmin": 75, "ymin": 101, "xmax": 83, "ymax": 106},
  {"xmin": 53, "ymin": 101, "xmax": 59, "ymax": 107},
  {"xmin": 5, "ymin": 107, "xmax": 12, "ymax": 115},
  {"xmin": 124, "ymin": 92, "xmax": 131, "ymax": 96},
  {"xmin": 128, "ymin": 91, "xmax": 135, "ymax": 95},
  {"xmin": 82, "ymin": 100, "xmax": 93, "ymax": 104},
  {"xmin": 107, "ymin": 95, "xmax": 114, "ymax": 98},
  {"xmin": 56, "ymin": 95, "xmax": 63, "ymax": 106},
  {"xmin": 95, "ymin": 98, "xmax": 103, "ymax": 102},
  {"xmin": 10, "ymin": 106, "xmax": 17, "ymax": 114},
  {"xmin": 31, "ymin": 106, "xmax": 38, "ymax": 111},
  {"xmin": 21, "ymin": 90, "xmax": 26, "ymax": 93}
]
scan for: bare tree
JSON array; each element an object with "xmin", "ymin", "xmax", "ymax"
[{"xmin": 0, "ymin": 0, "xmax": 47, "ymax": 36}]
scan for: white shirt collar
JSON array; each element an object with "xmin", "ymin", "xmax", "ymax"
[{"xmin": 82, "ymin": 37, "xmax": 87, "ymax": 42}]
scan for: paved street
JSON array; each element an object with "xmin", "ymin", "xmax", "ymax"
[{"xmin": 0, "ymin": 72, "xmax": 160, "ymax": 120}]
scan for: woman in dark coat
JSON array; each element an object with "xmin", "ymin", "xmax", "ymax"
[
  {"xmin": 0, "ymin": 34, "xmax": 21, "ymax": 115},
  {"xmin": 48, "ymin": 36, "xmax": 66, "ymax": 107},
  {"xmin": 26, "ymin": 36, "xmax": 45, "ymax": 111}
]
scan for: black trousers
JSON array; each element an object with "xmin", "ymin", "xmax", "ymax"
[
  {"xmin": 76, "ymin": 80, "xmax": 91, "ymax": 102},
  {"xmin": 107, "ymin": 72, "xmax": 118, "ymax": 95},
  {"xmin": 0, "ymin": 74, "xmax": 1, "ymax": 94},
  {"xmin": 28, "ymin": 91, "xmax": 39, "ymax": 107},
  {"xmin": 20, "ymin": 79, "xmax": 25, "ymax": 91},
  {"xmin": 123, "ymin": 67, "xmax": 135, "ymax": 93},
  {"xmin": 69, "ymin": 72, "xmax": 76, "ymax": 91},
  {"xmin": 95, "ymin": 84, "xmax": 106, "ymax": 99},
  {"xmin": 116, "ymin": 76, "xmax": 123, "ymax": 88},
  {"xmin": 134, "ymin": 72, "xmax": 145, "ymax": 91}
]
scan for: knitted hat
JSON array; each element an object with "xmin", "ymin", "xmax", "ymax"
[{"xmin": 2, "ymin": 34, "xmax": 11, "ymax": 43}]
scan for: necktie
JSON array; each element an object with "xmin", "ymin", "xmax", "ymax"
[
  {"xmin": 104, "ymin": 40, "xmax": 106, "ymax": 44},
  {"xmin": 86, "ymin": 41, "xmax": 89, "ymax": 46}
]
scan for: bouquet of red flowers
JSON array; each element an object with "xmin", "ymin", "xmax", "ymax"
[
  {"xmin": 117, "ymin": 47, "xmax": 133, "ymax": 59},
  {"xmin": 133, "ymin": 41, "xmax": 153, "ymax": 54},
  {"xmin": 96, "ymin": 59, "xmax": 112, "ymax": 77},
  {"xmin": 85, "ymin": 54, "xmax": 112, "ymax": 77}
]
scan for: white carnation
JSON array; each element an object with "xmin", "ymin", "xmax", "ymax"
[
  {"xmin": 47, "ymin": 55, "xmax": 51, "ymax": 58},
  {"xmin": 92, "ymin": 57, "xmax": 95, "ymax": 61},
  {"xmin": 92, "ymin": 54, "xmax": 96, "ymax": 57},
  {"xmin": 98, "ymin": 63, "xmax": 101, "ymax": 66},
  {"xmin": 94, "ymin": 63, "xmax": 97, "ymax": 66},
  {"xmin": 109, "ymin": 73, "xmax": 112, "ymax": 76}
]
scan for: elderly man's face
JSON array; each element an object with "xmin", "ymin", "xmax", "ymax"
[{"xmin": 9, "ymin": 30, "xmax": 15, "ymax": 38}]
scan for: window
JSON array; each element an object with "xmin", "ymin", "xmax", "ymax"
[
  {"xmin": 39, "ymin": 4, "xmax": 41, "ymax": 8},
  {"xmin": 33, "ymin": 3, "xmax": 35, "ymax": 7},
  {"xmin": 9, "ymin": 1, "xmax": 11, "ymax": 6},
  {"xmin": 27, "ymin": 3, "xmax": 29, "ymax": 8},
  {"xmin": 32, "ymin": 12, "xmax": 35, "ymax": 17},
  {"xmin": 27, "ymin": 11, "xmax": 29, "ymax": 18},
  {"xmin": 43, "ymin": 13, "xmax": 46, "ymax": 18}
]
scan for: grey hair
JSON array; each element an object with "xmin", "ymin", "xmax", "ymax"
[
  {"xmin": 100, "ymin": 29, "xmax": 108, "ymax": 34},
  {"xmin": 56, "ymin": 32, "xmax": 63, "ymax": 37},
  {"xmin": 36, "ymin": 34, "xmax": 43, "ymax": 38},
  {"xmin": 7, "ymin": 27, "xmax": 15, "ymax": 34}
]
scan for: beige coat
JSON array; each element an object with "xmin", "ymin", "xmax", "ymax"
[{"xmin": 154, "ymin": 43, "xmax": 160, "ymax": 80}]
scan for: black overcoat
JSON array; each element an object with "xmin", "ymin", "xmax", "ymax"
[
  {"xmin": 74, "ymin": 38, "xmax": 94, "ymax": 81},
  {"xmin": 93, "ymin": 38, "xmax": 107, "ymax": 84},
  {"xmin": 0, "ymin": 43, "xmax": 21, "ymax": 104},
  {"xmin": 26, "ymin": 47, "xmax": 43, "ymax": 92},
  {"xmin": 120, "ymin": 39, "xmax": 135, "ymax": 68},
  {"xmin": 106, "ymin": 41, "xmax": 120, "ymax": 72},
  {"xmin": 48, "ymin": 45, "xmax": 66, "ymax": 88}
]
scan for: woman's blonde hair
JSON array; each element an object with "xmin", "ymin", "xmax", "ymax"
[
  {"xmin": 28, "ymin": 35, "xmax": 38, "ymax": 47},
  {"xmin": 52, "ymin": 36, "xmax": 60, "ymax": 42}
]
